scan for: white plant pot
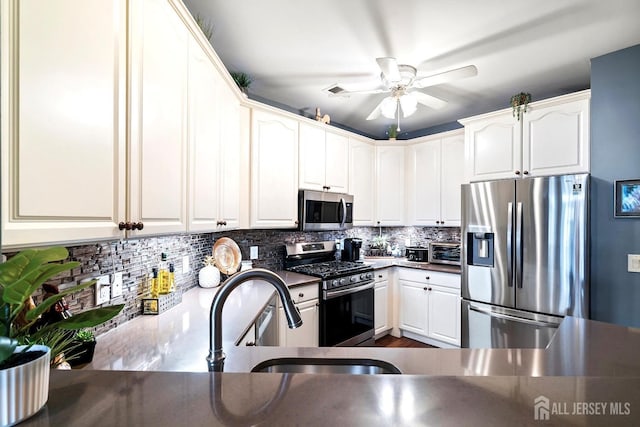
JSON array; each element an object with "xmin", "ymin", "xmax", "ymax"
[
  {"xmin": 0, "ymin": 345, "xmax": 50, "ymax": 427},
  {"xmin": 198, "ymin": 265, "xmax": 220, "ymax": 288}
]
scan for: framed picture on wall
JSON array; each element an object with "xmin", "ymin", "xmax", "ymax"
[{"xmin": 615, "ymin": 179, "xmax": 640, "ymax": 217}]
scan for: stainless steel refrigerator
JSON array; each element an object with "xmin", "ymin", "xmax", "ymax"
[{"xmin": 461, "ymin": 173, "xmax": 589, "ymax": 348}]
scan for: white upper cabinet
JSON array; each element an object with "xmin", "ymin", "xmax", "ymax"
[
  {"xmin": 1, "ymin": 0, "xmax": 128, "ymax": 248},
  {"xmin": 376, "ymin": 145, "xmax": 405, "ymax": 226},
  {"xmin": 461, "ymin": 90, "xmax": 590, "ymax": 182},
  {"xmin": 406, "ymin": 131, "xmax": 464, "ymax": 227},
  {"xmin": 129, "ymin": 0, "xmax": 189, "ymax": 236},
  {"xmin": 349, "ymin": 137, "xmax": 376, "ymax": 226},
  {"xmin": 187, "ymin": 34, "xmax": 241, "ymax": 233},
  {"xmin": 299, "ymin": 123, "xmax": 349, "ymax": 193},
  {"xmin": 522, "ymin": 95, "xmax": 590, "ymax": 177},
  {"xmin": 251, "ymin": 109, "xmax": 299, "ymax": 229}
]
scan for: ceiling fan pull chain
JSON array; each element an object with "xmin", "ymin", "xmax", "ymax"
[{"xmin": 396, "ymin": 100, "xmax": 401, "ymax": 132}]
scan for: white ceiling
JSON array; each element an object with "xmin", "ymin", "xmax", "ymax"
[{"xmin": 184, "ymin": 0, "xmax": 640, "ymax": 139}]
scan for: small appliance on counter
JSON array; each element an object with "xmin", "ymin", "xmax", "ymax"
[
  {"xmin": 405, "ymin": 246, "xmax": 429, "ymax": 262},
  {"xmin": 428, "ymin": 242, "xmax": 461, "ymax": 266},
  {"xmin": 341, "ymin": 238, "xmax": 362, "ymax": 261}
]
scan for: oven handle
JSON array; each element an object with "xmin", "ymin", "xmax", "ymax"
[{"xmin": 324, "ymin": 281, "xmax": 374, "ymax": 300}]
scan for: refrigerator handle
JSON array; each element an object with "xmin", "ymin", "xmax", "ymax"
[
  {"xmin": 515, "ymin": 202, "xmax": 523, "ymax": 289},
  {"xmin": 469, "ymin": 305, "xmax": 559, "ymax": 328},
  {"xmin": 506, "ymin": 202, "xmax": 513, "ymax": 287}
]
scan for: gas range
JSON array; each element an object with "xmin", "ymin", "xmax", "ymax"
[
  {"xmin": 287, "ymin": 260, "xmax": 373, "ymax": 290},
  {"xmin": 284, "ymin": 241, "xmax": 373, "ymax": 291}
]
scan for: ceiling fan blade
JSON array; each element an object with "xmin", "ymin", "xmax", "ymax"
[
  {"xmin": 327, "ymin": 87, "xmax": 390, "ymax": 97},
  {"xmin": 376, "ymin": 57, "xmax": 401, "ymax": 83},
  {"xmin": 412, "ymin": 65, "xmax": 478, "ymax": 89},
  {"xmin": 366, "ymin": 98, "xmax": 386, "ymax": 120},
  {"xmin": 412, "ymin": 91, "xmax": 448, "ymax": 109}
]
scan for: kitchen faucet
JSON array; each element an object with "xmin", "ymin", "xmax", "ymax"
[{"xmin": 207, "ymin": 268, "xmax": 303, "ymax": 372}]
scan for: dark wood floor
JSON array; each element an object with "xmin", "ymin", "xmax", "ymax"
[{"xmin": 374, "ymin": 335, "xmax": 436, "ymax": 348}]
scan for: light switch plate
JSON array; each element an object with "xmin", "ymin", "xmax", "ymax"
[
  {"xmin": 95, "ymin": 275, "xmax": 111, "ymax": 305},
  {"xmin": 628, "ymin": 254, "xmax": 640, "ymax": 273},
  {"xmin": 111, "ymin": 272, "xmax": 123, "ymax": 298},
  {"xmin": 250, "ymin": 246, "xmax": 258, "ymax": 260},
  {"xmin": 182, "ymin": 255, "xmax": 190, "ymax": 274}
]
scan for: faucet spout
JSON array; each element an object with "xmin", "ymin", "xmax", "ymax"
[{"xmin": 207, "ymin": 268, "xmax": 303, "ymax": 372}]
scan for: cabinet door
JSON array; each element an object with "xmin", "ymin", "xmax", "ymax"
[
  {"xmin": 324, "ymin": 131, "xmax": 349, "ymax": 193},
  {"xmin": 349, "ymin": 138, "xmax": 376, "ymax": 226},
  {"xmin": 129, "ymin": 0, "xmax": 188, "ymax": 235},
  {"xmin": 279, "ymin": 299, "xmax": 318, "ymax": 347},
  {"xmin": 374, "ymin": 280, "xmax": 389, "ymax": 335},
  {"xmin": 398, "ymin": 280, "xmax": 428, "ymax": 336},
  {"xmin": 187, "ymin": 35, "xmax": 220, "ymax": 232},
  {"xmin": 218, "ymin": 83, "xmax": 242, "ymax": 230},
  {"xmin": 298, "ymin": 123, "xmax": 326, "ymax": 191},
  {"xmin": 376, "ymin": 145, "xmax": 405, "ymax": 225},
  {"xmin": 250, "ymin": 110, "xmax": 299, "ymax": 228},
  {"xmin": 1, "ymin": 0, "xmax": 127, "ymax": 247},
  {"xmin": 428, "ymin": 285, "xmax": 461, "ymax": 346},
  {"xmin": 440, "ymin": 134, "xmax": 465, "ymax": 226},
  {"xmin": 465, "ymin": 113, "xmax": 522, "ymax": 182},
  {"xmin": 407, "ymin": 140, "xmax": 440, "ymax": 225},
  {"xmin": 523, "ymin": 97, "xmax": 590, "ymax": 177}
]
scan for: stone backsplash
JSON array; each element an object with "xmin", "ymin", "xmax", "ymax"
[{"xmin": 2, "ymin": 226, "xmax": 459, "ymax": 336}]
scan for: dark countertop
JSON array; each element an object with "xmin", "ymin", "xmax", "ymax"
[
  {"xmin": 23, "ymin": 317, "xmax": 640, "ymax": 426},
  {"xmin": 25, "ymin": 370, "xmax": 640, "ymax": 426},
  {"xmin": 363, "ymin": 256, "xmax": 461, "ymax": 274},
  {"xmin": 25, "ymin": 268, "xmax": 640, "ymax": 426}
]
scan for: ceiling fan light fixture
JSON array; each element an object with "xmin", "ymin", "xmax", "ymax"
[
  {"xmin": 380, "ymin": 97, "xmax": 397, "ymax": 119},
  {"xmin": 399, "ymin": 94, "xmax": 418, "ymax": 118}
]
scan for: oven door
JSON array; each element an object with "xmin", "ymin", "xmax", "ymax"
[{"xmin": 320, "ymin": 282, "xmax": 374, "ymax": 347}]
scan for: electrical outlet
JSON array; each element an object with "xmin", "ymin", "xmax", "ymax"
[
  {"xmin": 95, "ymin": 275, "xmax": 111, "ymax": 305},
  {"xmin": 628, "ymin": 254, "xmax": 640, "ymax": 273},
  {"xmin": 250, "ymin": 246, "xmax": 258, "ymax": 260},
  {"xmin": 183, "ymin": 255, "xmax": 190, "ymax": 274},
  {"xmin": 111, "ymin": 272, "xmax": 123, "ymax": 298}
]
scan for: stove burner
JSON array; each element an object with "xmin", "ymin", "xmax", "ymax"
[{"xmin": 287, "ymin": 260, "xmax": 371, "ymax": 279}]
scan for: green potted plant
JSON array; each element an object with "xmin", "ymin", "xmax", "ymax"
[
  {"xmin": 0, "ymin": 247, "xmax": 124, "ymax": 426},
  {"xmin": 388, "ymin": 124, "xmax": 398, "ymax": 140},
  {"xmin": 66, "ymin": 328, "xmax": 97, "ymax": 367},
  {"xmin": 230, "ymin": 71, "xmax": 252, "ymax": 96}
]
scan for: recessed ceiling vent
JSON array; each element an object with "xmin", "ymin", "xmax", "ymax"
[{"xmin": 323, "ymin": 85, "xmax": 347, "ymax": 95}]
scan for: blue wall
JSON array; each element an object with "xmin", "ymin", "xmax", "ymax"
[{"xmin": 590, "ymin": 44, "xmax": 640, "ymax": 327}]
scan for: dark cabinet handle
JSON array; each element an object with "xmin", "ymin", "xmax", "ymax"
[
  {"xmin": 515, "ymin": 170, "xmax": 521, "ymax": 175},
  {"xmin": 423, "ymin": 287, "xmax": 428, "ymax": 291},
  {"xmin": 425, "ymin": 276, "xmax": 430, "ymax": 280},
  {"xmin": 119, "ymin": 221, "xmax": 143, "ymax": 231},
  {"xmin": 523, "ymin": 170, "xmax": 529, "ymax": 175},
  {"xmin": 378, "ymin": 275, "xmax": 383, "ymax": 278},
  {"xmin": 298, "ymin": 293, "xmax": 304, "ymax": 298},
  {"xmin": 441, "ymin": 221, "xmax": 445, "ymax": 224}
]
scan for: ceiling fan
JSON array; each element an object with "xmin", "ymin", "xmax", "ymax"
[{"xmin": 324, "ymin": 57, "xmax": 477, "ymax": 130}]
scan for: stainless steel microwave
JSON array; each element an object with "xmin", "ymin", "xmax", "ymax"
[{"xmin": 298, "ymin": 190, "xmax": 353, "ymax": 231}]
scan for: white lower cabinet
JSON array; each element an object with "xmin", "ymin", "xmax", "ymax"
[
  {"xmin": 278, "ymin": 299, "xmax": 318, "ymax": 347},
  {"xmin": 397, "ymin": 268, "xmax": 461, "ymax": 347},
  {"xmin": 277, "ymin": 282, "xmax": 319, "ymax": 347},
  {"xmin": 374, "ymin": 269, "xmax": 391, "ymax": 336}
]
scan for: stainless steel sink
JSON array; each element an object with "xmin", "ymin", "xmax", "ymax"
[{"xmin": 251, "ymin": 357, "xmax": 401, "ymax": 374}]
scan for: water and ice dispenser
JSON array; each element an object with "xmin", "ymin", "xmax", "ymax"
[{"xmin": 466, "ymin": 230, "xmax": 494, "ymax": 267}]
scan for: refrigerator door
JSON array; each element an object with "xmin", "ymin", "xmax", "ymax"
[
  {"xmin": 461, "ymin": 299, "xmax": 562, "ymax": 348},
  {"xmin": 515, "ymin": 174, "xmax": 589, "ymax": 317},
  {"xmin": 461, "ymin": 179, "xmax": 515, "ymax": 307}
]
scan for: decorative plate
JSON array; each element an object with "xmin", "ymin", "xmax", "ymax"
[{"xmin": 212, "ymin": 237, "xmax": 242, "ymax": 275}]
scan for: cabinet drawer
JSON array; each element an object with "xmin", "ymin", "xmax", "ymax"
[
  {"xmin": 289, "ymin": 282, "xmax": 319, "ymax": 303},
  {"xmin": 397, "ymin": 267, "xmax": 460, "ymax": 289},
  {"xmin": 373, "ymin": 268, "xmax": 389, "ymax": 283}
]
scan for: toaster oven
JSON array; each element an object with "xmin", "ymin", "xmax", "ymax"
[{"xmin": 428, "ymin": 242, "xmax": 461, "ymax": 266}]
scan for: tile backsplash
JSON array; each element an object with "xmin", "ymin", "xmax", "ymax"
[{"xmin": 3, "ymin": 226, "xmax": 459, "ymax": 336}]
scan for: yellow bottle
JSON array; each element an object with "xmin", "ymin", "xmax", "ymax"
[
  {"xmin": 151, "ymin": 268, "xmax": 159, "ymax": 298},
  {"xmin": 159, "ymin": 253, "xmax": 169, "ymax": 294},
  {"xmin": 168, "ymin": 263, "xmax": 175, "ymax": 293}
]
